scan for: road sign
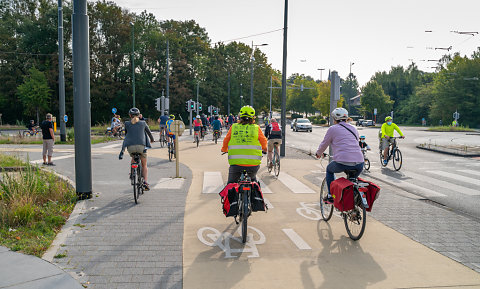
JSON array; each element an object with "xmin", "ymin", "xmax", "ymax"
[
  {"xmin": 453, "ymin": 112, "xmax": 460, "ymax": 119},
  {"xmin": 64, "ymin": 115, "xmax": 68, "ymax": 123},
  {"xmin": 112, "ymin": 108, "xmax": 117, "ymax": 114},
  {"xmin": 171, "ymin": 120, "xmax": 185, "ymax": 136},
  {"xmin": 374, "ymin": 108, "xmax": 377, "ymax": 115}
]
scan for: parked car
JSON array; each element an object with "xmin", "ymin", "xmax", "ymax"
[
  {"xmin": 356, "ymin": 119, "xmax": 365, "ymax": 126},
  {"xmin": 293, "ymin": 118, "xmax": 312, "ymax": 132},
  {"xmin": 362, "ymin": 120, "xmax": 375, "ymax": 127}
]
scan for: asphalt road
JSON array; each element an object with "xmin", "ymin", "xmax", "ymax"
[{"xmin": 284, "ymin": 125, "xmax": 480, "ymax": 219}]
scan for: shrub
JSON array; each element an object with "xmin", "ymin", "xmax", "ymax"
[{"xmin": 291, "ymin": 113, "xmax": 303, "ymax": 119}]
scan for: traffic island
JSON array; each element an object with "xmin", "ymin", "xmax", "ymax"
[{"xmin": 416, "ymin": 143, "xmax": 480, "ymax": 157}]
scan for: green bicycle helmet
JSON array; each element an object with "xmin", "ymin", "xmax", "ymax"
[
  {"xmin": 169, "ymin": 114, "xmax": 175, "ymax": 119},
  {"xmin": 239, "ymin": 105, "xmax": 255, "ymax": 118},
  {"xmin": 385, "ymin": 116, "xmax": 392, "ymax": 121}
]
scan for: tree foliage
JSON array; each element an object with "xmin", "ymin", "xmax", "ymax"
[
  {"xmin": 16, "ymin": 67, "xmax": 52, "ymax": 123},
  {"xmin": 360, "ymin": 80, "xmax": 393, "ymax": 120}
]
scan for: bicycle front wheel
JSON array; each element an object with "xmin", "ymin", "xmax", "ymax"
[
  {"xmin": 168, "ymin": 144, "xmax": 173, "ymax": 162},
  {"xmin": 393, "ymin": 149, "xmax": 402, "ymax": 171},
  {"xmin": 320, "ymin": 177, "xmax": 334, "ymax": 221},
  {"xmin": 160, "ymin": 135, "xmax": 165, "ymax": 148},
  {"xmin": 344, "ymin": 192, "xmax": 366, "ymax": 241},
  {"xmin": 273, "ymin": 150, "xmax": 280, "ymax": 178},
  {"xmin": 380, "ymin": 152, "xmax": 387, "ymax": 167},
  {"xmin": 241, "ymin": 191, "xmax": 249, "ymax": 243}
]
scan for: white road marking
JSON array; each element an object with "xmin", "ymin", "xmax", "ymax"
[
  {"xmin": 100, "ymin": 143, "xmax": 122, "ymax": 149},
  {"xmin": 384, "ymin": 175, "xmax": 446, "ymax": 198},
  {"xmin": 282, "ymin": 229, "xmax": 311, "ymax": 250},
  {"xmin": 202, "ymin": 171, "xmax": 224, "ymax": 194},
  {"xmin": 31, "ymin": 154, "xmax": 75, "ymax": 164},
  {"xmin": 153, "ymin": 178, "xmax": 185, "ymax": 189},
  {"xmin": 457, "ymin": 169, "xmax": 480, "ymax": 177},
  {"xmin": 264, "ymin": 197, "xmax": 273, "ymax": 209},
  {"xmin": 278, "ymin": 172, "xmax": 316, "ymax": 194},
  {"xmin": 407, "ymin": 171, "xmax": 480, "ymax": 196},
  {"xmin": 426, "ymin": 170, "xmax": 480, "ymax": 187},
  {"xmin": 259, "ymin": 180, "xmax": 273, "ymax": 194}
]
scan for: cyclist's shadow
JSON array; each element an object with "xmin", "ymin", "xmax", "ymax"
[
  {"xmin": 300, "ymin": 220, "xmax": 386, "ymax": 289},
  {"xmin": 183, "ymin": 223, "xmax": 251, "ymax": 288}
]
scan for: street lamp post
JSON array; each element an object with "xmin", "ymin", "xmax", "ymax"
[
  {"xmin": 250, "ymin": 42, "xmax": 268, "ymax": 107},
  {"xmin": 240, "ymin": 83, "xmax": 243, "ymax": 108},
  {"xmin": 349, "ymin": 62, "xmax": 355, "ymax": 75},
  {"xmin": 317, "ymin": 68, "xmax": 325, "ymax": 82},
  {"xmin": 130, "ymin": 22, "xmax": 135, "ymax": 107}
]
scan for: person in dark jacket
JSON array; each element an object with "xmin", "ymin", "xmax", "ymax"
[{"xmin": 119, "ymin": 108, "xmax": 155, "ymax": 190}]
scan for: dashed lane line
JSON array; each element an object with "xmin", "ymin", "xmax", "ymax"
[
  {"xmin": 100, "ymin": 143, "xmax": 122, "ymax": 149},
  {"xmin": 258, "ymin": 180, "xmax": 273, "ymax": 194},
  {"xmin": 31, "ymin": 154, "xmax": 75, "ymax": 164},
  {"xmin": 278, "ymin": 172, "xmax": 316, "ymax": 194},
  {"xmin": 282, "ymin": 229, "xmax": 311, "ymax": 250},
  {"xmin": 153, "ymin": 178, "xmax": 185, "ymax": 190},
  {"xmin": 202, "ymin": 171, "xmax": 224, "ymax": 194}
]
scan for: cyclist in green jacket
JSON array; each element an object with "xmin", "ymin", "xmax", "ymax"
[{"xmin": 380, "ymin": 116, "xmax": 405, "ymax": 166}]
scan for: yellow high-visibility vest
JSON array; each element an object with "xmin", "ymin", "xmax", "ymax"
[{"xmin": 228, "ymin": 123, "xmax": 262, "ymax": 166}]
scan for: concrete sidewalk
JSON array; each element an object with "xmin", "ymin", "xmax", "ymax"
[{"xmin": 0, "ymin": 246, "xmax": 83, "ymax": 289}]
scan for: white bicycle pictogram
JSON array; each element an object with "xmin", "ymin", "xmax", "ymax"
[
  {"xmin": 296, "ymin": 202, "xmax": 322, "ymax": 221},
  {"xmin": 197, "ymin": 226, "xmax": 266, "ymax": 258}
]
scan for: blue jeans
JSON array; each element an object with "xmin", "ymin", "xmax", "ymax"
[{"xmin": 326, "ymin": 161, "xmax": 364, "ymax": 195}]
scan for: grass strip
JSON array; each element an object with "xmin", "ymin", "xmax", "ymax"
[
  {"xmin": 0, "ymin": 155, "xmax": 77, "ymax": 257},
  {"xmin": 427, "ymin": 125, "xmax": 475, "ymax": 132}
]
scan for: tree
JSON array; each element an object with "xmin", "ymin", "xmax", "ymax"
[
  {"xmin": 360, "ymin": 80, "xmax": 393, "ymax": 120},
  {"xmin": 341, "ymin": 73, "xmax": 359, "ymax": 113},
  {"xmin": 16, "ymin": 67, "xmax": 52, "ymax": 124}
]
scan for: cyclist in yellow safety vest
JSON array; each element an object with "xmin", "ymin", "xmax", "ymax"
[
  {"xmin": 221, "ymin": 105, "xmax": 267, "ymax": 183},
  {"xmin": 380, "ymin": 116, "xmax": 405, "ymax": 165}
]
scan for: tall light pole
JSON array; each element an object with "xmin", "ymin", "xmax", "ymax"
[
  {"xmin": 130, "ymin": 22, "xmax": 135, "ymax": 107},
  {"xmin": 280, "ymin": 0, "xmax": 288, "ymax": 157},
  {"xmin": 250, "ymin": 42, "xmax": 268, "ymax": 107},
  {"xmin": 58, "ymin": 0, "xmax": 66, "ymax": 142},
  {"xmin": 240, "ymin": 83, "xmax": 243, "ymax": 108},
  {"xmin": 317, "ymin": 68, "xmax": 325, "ymax": 82},
  {"xmin": 227, "ymin": 71, "xmax": 231, "ymax": 115},
  {"xmin": 349, "ymin": 62, "xmax": 355, "ymax": 75}
]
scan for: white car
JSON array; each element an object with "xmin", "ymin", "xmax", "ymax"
[{"xmin": 293, "ymin": 118, "xmax": 312, "ymax": 132}]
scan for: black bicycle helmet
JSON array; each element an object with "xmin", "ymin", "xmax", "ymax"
[{"xmin": 129, "ymin": 107, "xmax": 140, "ymax": 116}]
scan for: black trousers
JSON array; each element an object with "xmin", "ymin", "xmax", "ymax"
[{"xmin": 227, "ymin": 165, "xmax": 260, "ymax": 184}]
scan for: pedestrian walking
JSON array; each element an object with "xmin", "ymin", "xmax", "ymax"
[{"xmin": 40, "ymin": 113, "xmax": 55, "ymax": 166}]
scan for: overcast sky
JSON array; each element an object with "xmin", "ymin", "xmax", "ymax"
[{"xmin": 111, "ymin": 0, "xmax": 479, "ymax": 86}]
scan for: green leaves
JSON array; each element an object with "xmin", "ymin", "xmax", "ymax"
[{"xmin": 360, "ymin": 80, "xmax": 393, "ymax": 119}]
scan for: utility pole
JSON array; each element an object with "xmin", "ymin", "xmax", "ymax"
[
  {"xmin": 329, "ymin": 70, "xmax": 340, "ymax": 161},
  {"xmin": 269, "ymin": 75, "xmax": 272, "ymax": 118},
  {"xmin": 58, "ymin": 0, "xmax": 66, "ymax": 142},
  {"xmin": 166, "ymin": 39, "xmax": 169, "ymax": 104},
  {"xmin": 130, "ymin": 22, "xmax": 135, "ymax": 107},
  {"xmin": 280, "ymin": 0, "xmax": 288, "ymax": 157},
  {"xmin": 227, "ymin": 71, "xmax": 230, "ymax": 115},
  {"xmin": 72, "ymin": 0, "xmax": 92, "ymax": 199},
  {"xmin": 196, "ymin": 82, "xmax": 199, "ymax": 115},
  {"xmin": 250, "ymin": 41, "xmax": 254, "ymax": 107}
]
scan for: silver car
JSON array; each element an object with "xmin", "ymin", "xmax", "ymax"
[{"xmin": 293, "ymin": 118, "xmax": 312, "ymax": 132}]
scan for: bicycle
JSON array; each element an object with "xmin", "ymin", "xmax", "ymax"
[
  {"xmin": 213, "ymin": 130, "xmax": 221, "ymax": 144},
  {"xmin": 362, "ymin": 148, "xmax": 370, "ymax": 171},
  {"xmin": 319, "ymin": 156, "xmax": 369, "ymax": 241},
  {"xmin": 22, "ymin": 127, "xmax": 40, "ymax": 137},
  {"xmin": 159, "ymin": 127, "xmax": 167, "ymax": 148},
  {"xmin": 237, "ymin": 170, "xmax": 254, "ymax": 243},
  {"xmin": 201, "ymin": 127, "xmax": 206, "ymax": 141},
  {"xmin": 130, "ymin": 153, "xmax": 144, "ymax": 204},
  {"xmin": 380, "ymin": 137, "xmax": 403, "ymax": 171},
  {"xmin": 267, "ymin": 142, "xmax": 280, "ymax": 178},
  {"xmin": 194, "ymin": 130, "xmax": 200, "ymax": 147},
  {"xmin": 168, "ymin": 135, "xmax": 175, "ymax": 161}
]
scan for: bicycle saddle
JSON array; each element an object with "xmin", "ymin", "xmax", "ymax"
[{"xmin": 344, "ymin": 169, "xmax": 358, "ymax": 179}]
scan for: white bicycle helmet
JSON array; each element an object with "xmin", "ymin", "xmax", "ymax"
[{"xmin": 331, "ymin": 107, "xmax": 349, "ymax": 120}]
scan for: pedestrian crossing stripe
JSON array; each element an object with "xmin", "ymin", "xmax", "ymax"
[
  {"xmin": 407, "ymin": 171, "xmax": 480, "ymax": 196},
  {"xmin": 427, "ymin": 170, "xmax": 480, "ymax": 187},
  {"xmin": 457, "ymin": 169, "xmax": 480, "ymax": 177},
  {"xmin": 282, "ymin": 229, "xmax": 311, "ymax": 250},
  {"xmin": 384, "ymin": 175, "xmax": 446, "ymax": 198},
  {"xmin": 277, "ymin": 172, "xmax": 316, "ymax": 194},
  {"xmin": 202, "ymin": 172, "xmax": 224, "ymax": 194}
]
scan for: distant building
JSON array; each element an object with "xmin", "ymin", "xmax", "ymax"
[{"xmin": 350, "ymin": 93, "xmax": 362, "ymax": 107}]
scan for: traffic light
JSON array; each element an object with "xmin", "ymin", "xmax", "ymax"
[
  {"xmin": 197, "ymin": 102, "xmax": 202, "ymax": 111},
  {"xmin": 213, "ymin": 107, "xmax": 217, "ymax": 115},
  {"xmin": 155, "ymin": 98, "xmax": 161, "ymax": 111},
  {"xmin": 185, "ymin": 101, "xmax": 189, "ymax": 112},
  {"xmin": 190, "ymin": 100, "xmax": 196, "ymax": 111}
]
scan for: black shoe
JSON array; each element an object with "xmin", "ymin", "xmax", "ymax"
[
  {"xmin": 323, "ymin": 195, "xmax": 334, "ymax": 204},
  {"xmin": 47, "ymin": 163, "xmax": 56, "ymax": 166},
  {"xmin": 143, "ymin": 182, "xmax": 150, "ymax": 191}
]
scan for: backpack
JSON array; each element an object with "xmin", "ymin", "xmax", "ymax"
[{"xmin": 270, "ymin": 122, "xmax": 281, "ymax": 136}]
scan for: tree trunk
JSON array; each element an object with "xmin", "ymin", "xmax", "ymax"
[{"xmin": 36, "ymin": 107, "xmax": 39, "ymax": 125}]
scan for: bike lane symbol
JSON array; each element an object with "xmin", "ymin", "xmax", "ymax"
[
  {"xmin": 197, "ymin": 226, "xmax": 266, "ymax": 258},
  {"xmin": 296, "ymin": 202, "xmax": 341, "ymax": 220}
]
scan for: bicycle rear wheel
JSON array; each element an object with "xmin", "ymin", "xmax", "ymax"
[
  {"xmin": 273, "ymin": 150, "xmax": 280, "ymax": 178},
  {"xmin": 132, "ymin": 168, "xmax": 138, "ymax": 204},
  {"xmin": 160, "ymin": 134, "xmax": 165, "ymax": 148},
  {"xmin": 168, "ymin": 143, "xmax": 173, "ymax": 161},
  {"xmin": 380, "ymin": 152, "xmax": 387, "ymax": 167},
  {"xmin": 364, "ymin": 158, "xmax": 370, "ymax": 171},
  {"xmin": 393, "ymin": 149, "xmax": 402, "ymax": 171},
  {"xmin": 344, "ymin": 191, "xmax": 366, "ymax": 240},
  {"xmin": 241, "ymin": 190, "xmax": 249, "ymax": 243},
  {"xmin": 319, "ymin": 177, "xmax": 334, "ymax": 221},
  {"xmin": 137, "ymin": 166, "xmax": 144, "ymax": 196},
  {"xmin": 196, "ymin": 135, "xmax": 199, "ymax": 147}
]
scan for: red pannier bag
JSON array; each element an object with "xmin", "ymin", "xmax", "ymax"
[
  {"xmin": 330, "ymin": 177, "xmax": 354, "ymax": 211},
  {"xmin": 250, "ymin": 182, "xmax": 267, "ymax": 212},
  {"xmin": 219, "ymin": 183, "xmax": 239, "ymax": 217},
  {"xmin": 357, "ymin": 178, "xmax": 381, "ymax": 212}
]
